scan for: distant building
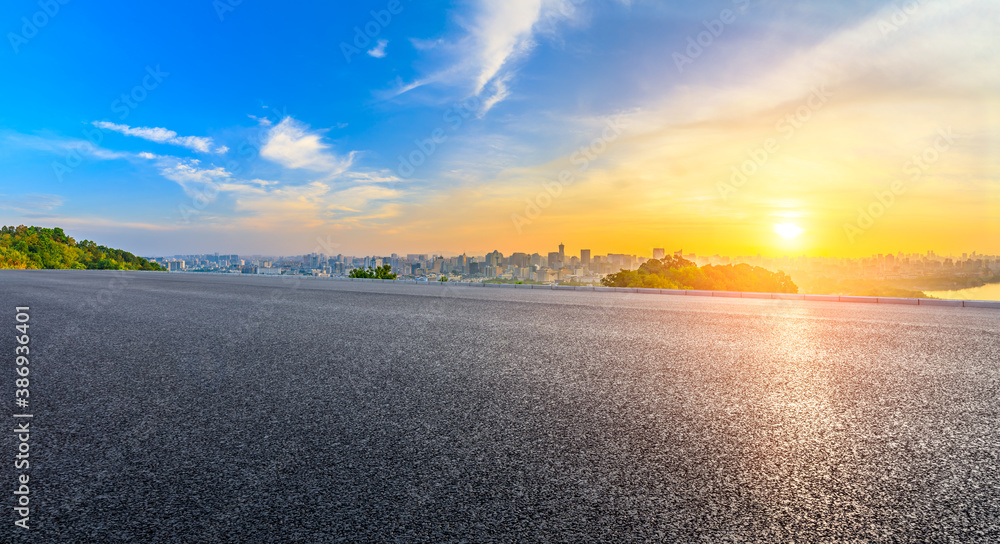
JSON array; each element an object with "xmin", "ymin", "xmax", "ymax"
[
  {"xmin": 535, "ymin": 269, "xmax": 557, "ymax": 283},
  {"xmin": 510, "ymin": 252, "xmax": 529, "ymax": 268},
  {"xmin": 653, "ymin": 248, "xmax": 665, "ymax": 260},
  {"xmin": 485, "ymin": 250, "xmax": 503, "ymax": 268},
  {"xmin": 547, "ymin": 251, "xmax": 561, "ymax": 269}
]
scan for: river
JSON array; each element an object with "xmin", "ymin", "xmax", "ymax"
[{"xmin": 924, "ymin": 282, "xmax": 1000, "ymax": 301}]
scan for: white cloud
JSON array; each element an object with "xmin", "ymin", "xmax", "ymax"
[
  {"xmin": 479, "ymin": 73, "xmax": 513, "ymax": 116},
  {"xmin": 92, "ymin": 122, "xmax": 227, "ymax": 154},
  {"xmin": 260, "ymin": 117, "xmax": 355, "ymax": 175},
  {"xmin": 367, "ymin": 39, "xmax": 388, "ymax": 58},
  {"xmin": 344, "ymin": 170, "xmax": 406, "ymax": 184},
  {"xmin": 248, "ymin": 114, "xmax": 273, "ymax": 126},
  {"xmin": 154, "ymin": 157, "xmax": 233, "ymax": 199},
  {"xmin": 138, "ymin": 149, "xmax": 397, "ymax": 229},
  {"xmin": 392, "ymin": 0, "xmax": 583, "ymax": 112},
  {"xmin": 469, "ymin": 0, "xmax": 543, "ymax": 94}
]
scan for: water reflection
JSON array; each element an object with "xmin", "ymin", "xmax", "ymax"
[{"xmin": 924, "ymin": 282, "xmax": 1000, "ymax": 301}]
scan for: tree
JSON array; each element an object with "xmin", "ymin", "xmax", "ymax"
[
  {"xmin": 601, "ymin": 255, "xmax": 797, "ymax": 293},
  {"xmin": 0, "ymin": 246, "xmax": 36, "ymax": 269},
  {"xmin": 349, "ymin": 264, "xmax": 397, "ymax": 280},
  {"xmin": 0, "ymin": 225, "xmax": 164, "ymax": 271}
]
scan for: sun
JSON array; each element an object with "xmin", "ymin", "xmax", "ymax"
[{"xmin": 774, "ymin": 223, "xmax": 803, "ymax": 239}]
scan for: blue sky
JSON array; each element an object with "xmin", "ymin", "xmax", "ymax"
[{"xmin": 2, "ymin": 0, "xmax": 997, "ymax": 256}]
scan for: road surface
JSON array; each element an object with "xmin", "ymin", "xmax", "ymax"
[{"xmin": 2, "ymin": 270, "xmax": 999, "ymax": 542}]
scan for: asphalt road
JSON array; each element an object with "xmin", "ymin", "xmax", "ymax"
[{"xmin": 2, "ymin": 270, "xmax": 999, "ymax": 542}]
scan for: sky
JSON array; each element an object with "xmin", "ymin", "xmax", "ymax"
[{"xmin": 1, "ymin": 0, "xmax": 997, "ymax": 258}]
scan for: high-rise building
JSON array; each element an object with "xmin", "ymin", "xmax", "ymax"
[
  {"xmin": 580, "ymin": 249, "xmax": 591, "ymax": 269},
  {"xmin": 547, "ymin": 252, "xmax": 561, "ymax": 269},
  {"xmin": 510, "ymin": 252, "xmax": 529, "ymax": 268},
  {"xmin": 558, "ymin": 243, "xmax": 565, "ymax": 263},
  {"xmin": 485, "ymin": 250, "xmax": 503, "ymax": 268}
]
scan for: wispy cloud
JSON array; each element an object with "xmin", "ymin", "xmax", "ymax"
[
  {"xmin": 479, "ymin": 73, "xmax": 513, "ymax": 116},
  {"xmin": 92, "ymin": 122, "xmax": 228, "ymax": 154},
  {"xmin": 410, "ymin": 37, "xmax": 443, "ymax": 51},
  {"xmin": 139, "ymin": 148, "xmax": 399, "ymax": 229},
  {"xmin": 227, "ymin": 182, "xmax": 404, "ymax": 228},
  {"xmin": 468, "ymin": 0, "xmax": 543, "ymax": 94},
  {"xmin": 11, "ymin": 215, "xmax": 174, "ymax": 232},
  {"xmin": 343, "ymin": 170, "xmax": 406, "ymax": 184},
  {"xmin": 388, "ymin": 0, "xmax": 583, "ymax": 113},
  {"xmin": 259, "ymin": 117, "xmax": 355, "ymax": 175},
  {"xmin": 140, "ymin": 154, "xmax": 235, "ymax": 201},
  {"xmin": 0, "ymin": 193, "xmax": 65, "ymax": 213},
  {"xmin": 3, "ymin": 132, "xmax": 130, "ymax": 160}
]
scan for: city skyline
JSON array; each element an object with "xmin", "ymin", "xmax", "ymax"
[
  {"xmin": 151, "ymin": 242, "xmax": 1000, "ymax": 300},
  {"xmin": 151, "ymin": 245, "xmax": 1000, "ymax": 264},
  {"xmin": 1, "ymin": 1, "xmax": 997, "ymax": 258}
]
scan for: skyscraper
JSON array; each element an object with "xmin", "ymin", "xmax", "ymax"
[
  {"xmin": 581, "ymin": 249, "xmax": 591, "ymax": 268},
  {"xmin": 486, "ymin": 250, "xmax": 502, "ymax": 268},
  {"xmin": 558, "ymin": 243, "xmax": 565, "ymax": 263}
]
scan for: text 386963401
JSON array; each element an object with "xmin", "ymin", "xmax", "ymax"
[{"xmin": 13, "ymin": 306, "xmax": 32, "ymax": 530}]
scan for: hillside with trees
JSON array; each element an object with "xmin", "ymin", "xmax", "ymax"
[
  {"xmin": 0, "ymin": 225, "xmax": 164, "ymax": 271},
  {"xmin": 602, "ymin": 255, "xmax": 797, "ymax": 293}
]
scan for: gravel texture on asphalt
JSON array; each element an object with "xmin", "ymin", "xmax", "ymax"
[{"xmin": 2, "ymin": 270, "xmax": 999, "ymax": 543}]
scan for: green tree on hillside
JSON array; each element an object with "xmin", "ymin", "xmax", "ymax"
[
  {"xmin": 602, "ymin": 255, "xmax": 797, "ymax": 293},
  {"xmin": 0, "ymin": 225, "xmax": 164, "ymax": 271}
]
